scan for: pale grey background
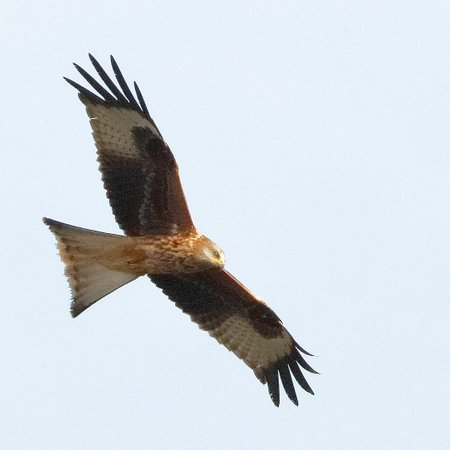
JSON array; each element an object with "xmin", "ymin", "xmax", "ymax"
[{"xmin": 2, "ymin": 1, "xmax": 450, "ymax": 449}]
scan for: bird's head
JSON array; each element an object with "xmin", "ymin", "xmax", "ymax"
[{"xmin": 197, "ymin": 236, "xmax": 225, "ymax": 269}]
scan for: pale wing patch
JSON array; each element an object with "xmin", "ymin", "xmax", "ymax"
[
  {"xmin": 205, "ymin": 315, "xmax": 293, "ymax": 369},
  {"xmin": 83, "ymin": 101, "xmax": 162, "ymax": 159}
]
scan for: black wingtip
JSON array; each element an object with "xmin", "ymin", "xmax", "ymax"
[
  {"xmin": 88, "ymin": 54, "xmax": 129, "ymax": 104},
  {"xmin": 134, "ymin": 81, "xmax": 150, "ymax": 117},
  {"xmin": 109, "ymin": 55, "xmax": 141, "ymax": 109},
  {"xmin": 279, "ymin": 364, "xmax": 299, "ymax": 406},
  {"xmin": 265, "ymin": 369, "xmax": 280, "ymax": 407},
  {"xmin": 109, "ymin": 54, "xmax": 120, "ymax": 76},
  {"xmin": 289, "ymin": 360, "xmax": 315, "ymax": 395},
  {"xmin": 295, "ymin": 349, "xmax": 320, "ymax": 375},
  {"xmin": 73, "ymin": 62, "xmax": 116, "ymax": 102},
  {"xmin": 64, "ymin": 76, "xmax": 105, "ymax": 103},
  {"xmin": 295, "ymin": 341, "xmax": 316, "ymax": 357},
  {"xmin": 63, "ymin": 76, "xmax": 78, "ymax": 88},
  {"xmin": 270, "ymin": 393, "xmax": 280, "ymax": 407}
]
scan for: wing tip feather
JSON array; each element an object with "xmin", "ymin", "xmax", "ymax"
[
  {"xmin": 295, "ymin": 340, "xmax": 316, "ymax": 357},
  {"xmin": 64, "ymin": 55, "xmax": 151, "ymax": 118},
  {"xmin": 265, "ymin": 369, "xmax": 280, "ymax": 407}
]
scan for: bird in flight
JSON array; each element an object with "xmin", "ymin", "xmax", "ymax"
[{"xmin": 43, "ymin": 54, "xmax": 317, "ymax": 407}]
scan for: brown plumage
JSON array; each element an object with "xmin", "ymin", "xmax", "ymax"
[{"xmin": 44, "ymin": 54, "xmax": 317, "ymax": 407}]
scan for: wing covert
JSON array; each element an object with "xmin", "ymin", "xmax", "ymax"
[{"xmin": 65, "ymin": 55, "xmax": 195, "ymax": 236}]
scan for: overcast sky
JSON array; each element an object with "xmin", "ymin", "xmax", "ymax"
[{"xmin": 2, "ymin": 1, "xmax": 450, "ymax": 449}]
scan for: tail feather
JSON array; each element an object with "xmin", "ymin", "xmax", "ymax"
[{"xmin": 43, "ymin": 217, "xmax": 139, "ymax": 317}]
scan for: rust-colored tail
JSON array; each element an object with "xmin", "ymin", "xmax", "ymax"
[{"xmin": 43, "ymin": 218, "xmax": 139, "ymax": 317}]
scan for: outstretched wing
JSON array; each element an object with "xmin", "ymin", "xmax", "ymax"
[
  {"xmin": 149, "ymin": 269, "xmax": 317, "ymax": 406},
  {"xmin": 65, "ymin": 54, "xmax": 195, "ymax": 236}
]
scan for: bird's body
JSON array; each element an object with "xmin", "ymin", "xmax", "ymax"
[
  {"xmin": 44, "ymin": 55, "xmax": 317, "ymax": 406},
  {"xmin": 49, "ymin": 220, "xmax": 224, "ymax": 276}
]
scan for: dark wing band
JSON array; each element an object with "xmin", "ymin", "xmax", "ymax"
[
  {"xmin": 149, "ymin": 269, "xmax": 317, "ymax": 407},
  {"xmin": 65, "ymin": 55, "xmax": 195, "ymax": 236}
]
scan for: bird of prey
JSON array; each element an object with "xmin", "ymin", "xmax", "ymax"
[{"xmin": 43, "ymin": 55, "xmax": 317, "ymax": 407}]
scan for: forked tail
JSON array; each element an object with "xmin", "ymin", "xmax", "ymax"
[{"xmin": 43, "ymin": 217, "xmax": 139, "ymax": 317}]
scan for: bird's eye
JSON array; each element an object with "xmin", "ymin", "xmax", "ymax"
[{"xmin": 213, "ymin": 250, "xmax": 220, "ymax": 259}]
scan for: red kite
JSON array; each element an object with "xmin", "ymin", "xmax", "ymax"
[{"xmin": 44, "ymin": 55, "xmax": 317, "ymax": 406}]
